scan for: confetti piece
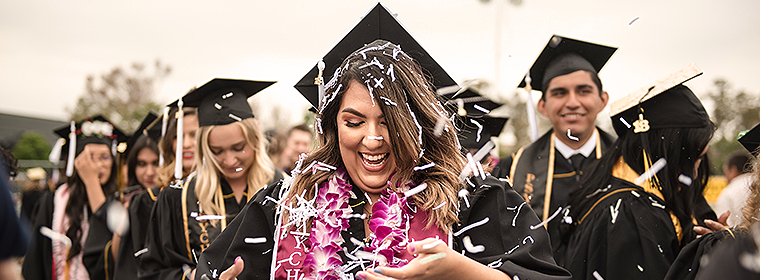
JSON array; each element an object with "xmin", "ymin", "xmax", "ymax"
[
  {"xmin": 367, "ymin": 135, "xmax": 384, "ymax": 140},
  {"xmin": 522, "ymin": 236, "xmax": 534, "ymax": 244},
  {"xmin": 228, "ymin": 113, "xmax": 242, "ymax": 122},
  {"xmin": 507, "ymin": 245, "xmax": 519, "ymax": 254},
  {"xmin": 106, "ymin": 202, "xmax": 130, "ymax": 236},
  {"xmin": 414, "ymin": 162, "xmax": 435, "ymax": 171},
  {"xmin": 458, "ymin": 189, "xmax": 471, "ymax": 208},
  {"xmin": 477, "ymin": 161, "xmax": 486, "ymax": 180},
  {"xmin": 634, "ymin": 158, "xmax": 666, "ymax": 185},
  {"xmin": 40, "ymin": 226, "xmax": 71, "ymax": 248},
  {"xmin": 473, "ymin": 104, "xmax": 491, "ymax": 114},
  {"xmin": 214, "ymin": 103, "xmax": 222, "ymax": 110},
  {"xmin": 379, "ymin": 96, "xmax": 397, "ymax": 106},
  {"xmin": 244, "ymin": 237, "xmax": 267, "ymax": 244},
  {"xmin": 629, "ymin": 16, "xmax": 640, "ymax": 25},
  {"xmin": 513, "ymin": 275, "xmax": 520, "ymax": 280},
  {"xmin": 419, "ymin": 252, "xmax": 447, "ymax": 264},
  {"xmin": 422, "ymin": 239, "xmax": 445, "ymax": 250},
  {"xmin": 649, "ymin": 197, "xmax": 666, "ymax": 209},
  {"xmin": 510, "ymin": 202, "xmax": 527, "ymax": 227},
  {"xmin": 435, "ymin": 84, "xmax": 461, "ymax": 96},
  {"xmin": 354, "ymin": 251, "xmax": 388, "ymax": 264},
  {"xmin": 470, "ymin": 119, "xmax": 484, "ymax": 143},
  {"xmin": 567, "ymin": 129, "xmax": 579, "ymax": 141},
  {"xmin": 404, "ymin": 182, "xmax": 428, "ymax": 197},
  {"xmin": 432, "ymin": 201, "xmax": 447, "ymax": 210},
  {"xmin": 454, "ymin": 217, "xmax": 489, "ymax": 236},
  {"xmin": 433, "ymin": 116, "xmax": 447, "ymax": 137},
  {"xmin": 134, "ymin": 248, "xmax": 148, "ymax": 257},
  {"xmin": 487, "ymin": 258, "xmax": 503, "ymax": 268},
  {"xmin": 406, "ymin": 103, "xmax": 424, "ymax": 147},
  {"xmin": 466, "ymin": 153, "xmax": 480, "ymax": 178},
  {"xmin": 678, "ymin": 174, "xmax": 693, "ymax": 186},
  {"xmin": 637, "ymin": 264, "xmax": 644, "ymax": 272},
  {"xmin": 631, "ymin": 190, "xmax": 641, "ymax": 197},
  {"xmin": 472, "ymin": 141, "xmax": 496, "ymax": 164},
  {"xmin": 610, "ymin": 198, "xmax": 622, "ymax": 224},
  {"xmin": 196, "ymin": 215, "xmax": 225, "ymax": 221},
  {"xmin": 585, "ymin": 184, "xmax": 612, "ymax": 198},
  {"xmin": 530, "ymin": 207, "xmax": 563, "ymax": 230},
  {"xmin": 463, "ymin": 236, "xmax": 485, "ymax": 253},
  {"xmin": 593, "ymin": 271, "xmax": 605, "ymax": 280},
  {"xmin": 620, "ymin": 117, "xmax": 632, "ymax": 129}
]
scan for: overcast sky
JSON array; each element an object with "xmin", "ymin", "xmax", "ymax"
[{"xmin": 2, "ymin": 0, "xmax": 759, "ymax": 133}]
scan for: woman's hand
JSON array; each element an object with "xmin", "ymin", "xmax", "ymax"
[
  {"xmin": 356, "ymin": 238, "xmax": 509, "ymax": 280},
  {"xmin": 74, "ymin": 145, "xmax": 100, "ymax": 184},
  {"xmin": 694, "ymin": 210, "xmax": 730, "ymax": 236},
  {"xmin": 216, "ymin": 256, "xmax": 244, "ymax": 280}
]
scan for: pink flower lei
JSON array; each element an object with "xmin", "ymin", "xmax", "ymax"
[{"xmin": 302, "ymin": 169, "xmax": 414, "ymax": 279}]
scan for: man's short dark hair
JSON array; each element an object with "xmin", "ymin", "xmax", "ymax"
[
  {"xmin": 540, "ymin": 69, "xmax": 604, "ymax": 101},
  {"xmin": 289, "ymin": 124, "xmax": 313, "ymax": 137},
  {"xmin": 726, "ymin": 151, "xmax": 752, "ymax": 174}
]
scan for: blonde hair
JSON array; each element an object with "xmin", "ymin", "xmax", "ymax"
[{"xmin": 194, "ymin": 118, "xmax": 274, "ymax": 217}]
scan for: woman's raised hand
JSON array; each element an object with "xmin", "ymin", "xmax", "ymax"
[{"xmin": 74, "ymin": 145, "xmax": 100, "ymax": 183}]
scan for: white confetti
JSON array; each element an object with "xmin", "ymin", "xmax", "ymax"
[
  {"xmin": 634, "ymin": 158, "xmax": 667, "ymax": 185},
  {"xmin": 379, "ymin": 96, "xmax": 397, "ymax": 106},
  {"xmin": 631, "ymin": 190, "xmax": 641, "ymax": 197},
  {"xmin": 522, "ymin": 236, "xmax": 534, "ymax": 244},
  {"xmin": 386, "ymin": 64, "xmax": 396, "ymax": 82},
  {"xmin": 463, "ymin": 236, "xmax": 485, "ymax": 253},
  {"xmin": 106, "ymin": 202, "xmax": 130, "ymax": 236},
  {"xmin": 567, "ymin": 129, "xmax": 579, "ymax": 141},
  {"xmin": 620, "ymin": 117, "xmax": 632, "ymax": 129},
  {"xmin": 487, "ymin": 258, "xmax": 503, "ymax": 268},
  {"xmin": 472, "ymin": 141, "xmax": 496, "ymax": 164},
  {"xmin": 678, "ymin": 174, "xmax": 693, "ymax": 186},
  {"xmin": 637, "ymin": 264, "xmax": 644, "ymax": 272},
  {"xmin": 593, "ymin": 271, "xmax": 605, "ymax": 280},
  {"xmin": 196, "ymin": 215, "xmax": 225, "ymax": 221},
  {"xmin": 432, "ymin": 201, "xmax": 447, "ymax": 210},
  {"xmin": 454, "ymin": 217, "xmax": 489, "ymax": 237},
  {"xmin": 433, "ymin": 116, "xmax": 447, "ymax": 137},
  {"xmin": 649, "ymin": 197, "xmax": 666, "ymax": 209},
  {"xmin": 40, "ymin": 226, "xmax": 71, "ymax": 248},
  {"xmin": 134, "ymin": 248, "xmax": 148, "ymax": 257},
  {"xmin": 507, "ymin": 245, "xmax": 519, "ymax": 254},
  {"xmin": 470, "ymin": 119, "xmax": 484, "ymax": 143},
  {"xmin": 510, "ymin": 202, "xmax": 527, "ymax": 227},
  {"xmin": 610, "ymin": 198, "xmax": 622, "ymax": 224},
  {"xmin": 466, "ymin": 153, "xmax": 480, "ymax": 179},
  {"xmin": 228, "ymin": 113, "xmax": 242, "ymax": 122},
  {"xmin": 473, "ymin": 104, "xmax": 491, "ymax": 114},
  {"xmin": 244, "ymin": 237, "xmax": 267, "ymax": 244},
  {"xmin": 530, "ymin": 207, "xmax": 563, "ymax": 230},
  {"xmin": 413, "ymin": 162, "xmax": 435, "ymax": 171},
  {"xmin": 459, "ymin": 189, "xmax": 471, "ymax": 209},
  {"xmin": 404, "ymin": 182, "xmax": 428, "ymax": 197}
]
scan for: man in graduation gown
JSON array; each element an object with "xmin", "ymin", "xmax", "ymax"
[{"xmin": 491, "ymin": 35, "xmax": 617, "ymax": 255}]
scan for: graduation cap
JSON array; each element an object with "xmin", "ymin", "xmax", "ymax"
[
  {"xmin": 609, "ymin": 63, "xmax": 708, "ymax": 137},
  {"xmin": 738, "ymin": 123, "xmax": 760, "ymax": 155},
  {"xmin": 458, "ymin": 116, "xmax": 509, "ymax": 150},
  {"xmin": 123, "ymin": 112, "xmax": 161, "ymax": 158},
  {"xmin": 294, "ymin": 2, "xmax": 456, "ymax": 109},
  {"xmin": 176, "ymin": 78, "xmax": 274, "ymax": 127},
  {"xmin": 519, "ymin": 35, "xmax": 616, "ymax": 94},
  {"xmin": 51, "ymin": 115, "xmax": 127, "ymax": 177}
]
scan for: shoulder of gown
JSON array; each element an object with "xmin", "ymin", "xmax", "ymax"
[
  {"xmin": 139, "ymin": 183, "xmax": 192, "ymax": 280},
  {"xmin": 22, "ymin": 190, "xmax": 55, "ymax": 280}
]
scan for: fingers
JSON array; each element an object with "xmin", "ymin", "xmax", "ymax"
[
  {"xmin": 218, "ymin": 256, "xmax": 244, "ymax": 280},
  {"xmin": 407, "ymin": 238, "xmax": 445, "ymax": 254},
  {"xmin": 693, "ymin": 225, "xmax": 712, "ymax": 236},
  {"xmin": 704, "ymin": 219, "xmax": 729, "ymax": 232},
  {"xmin": 718, "ymin": 210, "xmax": 730, "ymax": 225}
]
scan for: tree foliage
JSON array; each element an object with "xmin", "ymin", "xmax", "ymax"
[
  {"xmin": 704, "ymin": 78, "xmax": 760, "ymax": 174},
  {"xmin": 11, "ymin": 131, "xmax": 51, "ymax": 160},
  {"xmin": 67, "ymin": 60, "xmax": 171, "ymax": 133}
]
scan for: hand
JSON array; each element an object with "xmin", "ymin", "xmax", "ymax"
[
  {"xmin": 217, "ymin": 256, "xmax": 244, "ymax": 280},
  {"xmin": 356, "ymin": 238, "xmax": 507, "ymax": 280},
  {"xmin": 74, "ymin": 145, "xmax": 100, "ymax": 183},
  {"xmin": 694, "ymin": 210, "xmax": 730, "ymax": 236}
]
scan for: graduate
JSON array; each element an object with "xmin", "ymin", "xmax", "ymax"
[
  {"xmin": 490, "ymin": 35, "xmax": 618, "ymax": 254},
  {"xmin": 81, "ymin": 112, "xmax": 163, "ymax": 280},
  {"xmin": 139, "ymin": 78, "xmax": 284, "ymax": 279},
  {"xmin": 23, "ymin": 116, "xmax": 127, "ymax": 280},
  {"xmin": 156, "ymin": 104, "xmax": 199, "ymax": 187},
  {"xmin": 194, "ymin": 3, "xmax": 570, "ymax": 280},
  {"xmin": 557, "ymin": 64, "xmax": 715, "ymax": 280}
]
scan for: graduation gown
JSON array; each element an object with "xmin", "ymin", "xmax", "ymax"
[
  {"xmin": 558, "ymin": 158, "xmax": 697, "ymax": 280},
  {"xmin": 22, "ymin": 191, "xmax": 55, "ymax": 280},
  {"xmin": 194, "ymin": 174, "xmax": 572, "ymax": 280},
  {"xmin": 664, "ymin": 229, "xmax": 735, "ymax": 280},
  {"xmin": 140, "ymin": 170, "xmax": 283, "ymax": 280},
  {"xmin": 693, "ymin": 230, "xmax": 760, "ymax": 280},
  {"xmin": 491, "ymin": 128, "xmax": 615, "ymax": 255},
  {"xmin": 81, "ymin": 185, "xmax": 161, "ymax": 280}
]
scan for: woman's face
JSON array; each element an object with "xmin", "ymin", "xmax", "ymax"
[
  {"xmin": 172, "ymin": 114, "xmax": 199, "ymax": 172},
  {"xmin": 207, "ymin": 123, "xmax": 255, "ymax": 181},
  {"xmin": 337, "ymin": 80, "xmax": 397, "ymax": 195},
  {"xmin": 86, "ymin": 143, "xmax": 113, "ymax": 183},
  {"xmin": 135, "ymin": 147, "xmax": 159, "ymax": 188}
]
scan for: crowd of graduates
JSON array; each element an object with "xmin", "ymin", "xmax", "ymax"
[{"xmin": 2, "ymin": 3, "xmax": 759, "ymax": 280}]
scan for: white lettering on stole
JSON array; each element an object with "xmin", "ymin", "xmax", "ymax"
[
  {"xmin": 285, "ymin": 269, "xmax": 303, "ymax": 280},
  {"xmin": 288, "ymin": 251, "xmax": 302, "ymax": 266}
]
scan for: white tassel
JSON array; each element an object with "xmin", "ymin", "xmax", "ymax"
[
  {"xmin": 66, "ymin": 121, "xmax": 76, "ymax": 177},
  {"xmin": 175, "ymin": 100, "xmax": 184, "ymax": 180}
]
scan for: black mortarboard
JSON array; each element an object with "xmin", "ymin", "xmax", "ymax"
[
  {"xmin": 738, "ymin": 123, "xmax": 760, "ymax": 155},
  {"xmin": 180, "ymin": 78, "xmax": 275, "ymax": 127},
  {"xmin": 294, "ymin": 3, "xmax": 456, "ymax": 109},
  {"xmin": 519, "ymin": 35, "xmax": 616, "ymax": 93},
  {"xmin": 52, "ymin": 115, "xmax": 127, "ymax": 176},
  {"xmin": 442, "ymin": 88, "xmax": 502, "ymax": 118},
  {"xmin": 124, "ymin": 112, "xmax": 161, "ymax": 157},
  {"xmin": 609, "ymin": 64, "xmax": 709, "ymax": 137},
  {"xmin": 458, "ymin": 116, "xmax": 509, "ymax": 150}
]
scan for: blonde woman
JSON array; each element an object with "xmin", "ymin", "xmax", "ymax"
[{"xmin": 140, "ymin": 79, "xmax": 283, "ymax": 279}]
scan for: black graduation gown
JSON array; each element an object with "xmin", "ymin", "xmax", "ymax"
[
  {"xmin": 491, "ymin": 128, "xmax": 616, "ymax": 257},
  {"xmin": 559, "ymin": 177, "xmax": 688, "ymax": 280},
  {"xmin": 194, "ymin": 174, "xmax": 572, "ymax": 280},
  {"xmin": 81, "ymin": 185, "xmax": 161, "ymax": 280},
  {"xmin": 22, "ymin": 191, "xmax": 55, "ymax": 280},
  {"xmin": 694, "ymin": 230, "xmax": 760, "ymax": 280},
  {"xmin": 140, "ymin": 170, "xmax": 283, "ymax": 280},
  {"xmin": 664, "ymin": 229, "xmax": 734, "ymax": 280}
]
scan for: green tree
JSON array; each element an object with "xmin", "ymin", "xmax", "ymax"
[
  {"xmin": 11, "ymin": 132, "xmax": 51, "ymax": 160},
  {"xmin": 704, "ymin": 78, "xmax": 760, "ymax": 174},
  {"xmin": 67, "ymin": 59, "xmax": 171, "ymax": 133}
]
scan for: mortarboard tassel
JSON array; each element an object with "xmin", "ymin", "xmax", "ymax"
[
  {"xmin": 524, "ymin": 74, "xmax": 539, "ymax": 142},
  {"xmin": 160, "ymin": 107, "xmax": 169, "ymax": 167},
  {"xmin": 48, "ymin": 138, "xmax": 64, "ymax": 164},
  {"xmin": 316, "ymin": 60, "xmax": 326, "ymax": 105},
  {"xmin": 66, "ymin": 121, "xmax": 76, "ymax": 177},
  {"xmin": 174, "ymin": 100, "xmax": 184, "ymax": 180}
]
